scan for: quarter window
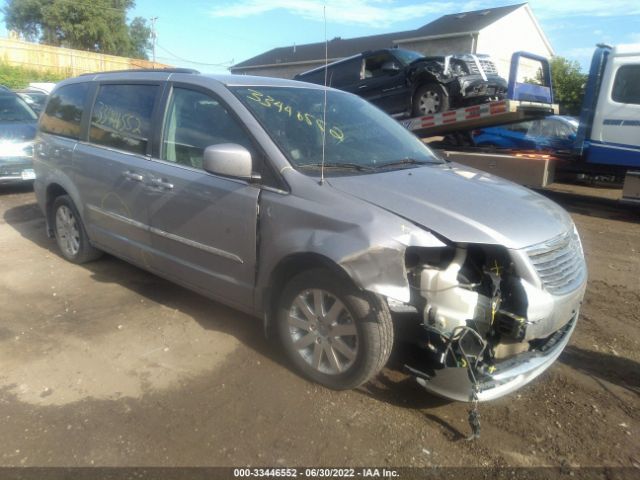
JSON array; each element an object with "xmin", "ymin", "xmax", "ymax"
[
  {"xmin": 40, "ymin": 83, "xmax": 89, "ymax": 140},
  {"xmin": 161, "ymin": 87, "xmax": 254, "ymax": 169},
  {"xmin": 328, "ymin": 58, "xmax": 361, "ymax": 86},
  {"xmin": 89, "ymin": 84, "xmax": 157, "ymax": 155},
  {"xmin": 612, "ymin": 65, "xmax": 640, "ymax": 105}
]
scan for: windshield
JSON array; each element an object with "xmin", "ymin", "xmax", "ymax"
[
  {"xmin": 0, "ymin": 94, "xmax": 37, "ymax": 123},
  {"xmin": 393, "ymin": 49, "xmax": 425, "ymax": 66},
  {"xmin": 231, "ymin": 86, "xmax": 442, "ymax": 174}
]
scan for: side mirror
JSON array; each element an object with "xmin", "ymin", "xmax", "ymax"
[
  {"xmin": 382, "ymin": 61, "xmax": 400, "ymax": 73},
  {"xmin": 203, "ymin": 143, "xmax": 261, "ymax": 183}
]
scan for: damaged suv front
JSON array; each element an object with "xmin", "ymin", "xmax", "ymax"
[{"xmin": 410, "ymin": 53, "xmax": 508, "ymax": 106}]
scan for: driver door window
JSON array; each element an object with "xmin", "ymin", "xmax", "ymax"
[
  {"xmin": 363, "ymin": 53, "xmax": 395, "ymax": 79},
  {"xmin": 162, "ymin": 87, "xmax": 253, "ymax": 169}
]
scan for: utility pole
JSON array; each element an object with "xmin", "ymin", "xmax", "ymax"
[{"xmin": 150, "ymin": 16, "xmax": 158, "ymax": 68}]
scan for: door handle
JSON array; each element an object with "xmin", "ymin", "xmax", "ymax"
[
  {"xmin": 149, "ymin": 178, "xmax": 174, "ymax": 190},
  {"xmin": 358, "ymin": 84, "xmax": 368, "ymax": 89},
  {"xmin": 123, "ymin": 171, "xmax": 144, "ymax": 182}
]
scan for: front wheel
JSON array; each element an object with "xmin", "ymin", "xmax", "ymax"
[
  {"xmin": 52, "ymin": 195, "xmax": 102, "ymax": 264},
  {"xmin": 412, "ymin": 83, "xmax": 450, "ymax": 116},
  {"xmin": 276, "ymin": 269, "xmax": 394, "ymax": 390}
]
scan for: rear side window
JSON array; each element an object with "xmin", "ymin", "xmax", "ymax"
[
  {"xmin": 505, "ymin": 121, "xmax": 532, "ymax": 134},
  {"xmin": 612, "ymin": 65, "xmax": 640, "ymax": 105},
  {"xmin": 297, "ymin": 68, "xmax": 326, "ymax": 85},
  {"xmin": 89, "ymin": 84, "xmax": 157, "ymax": 155},
  {"xmin": 298, "ymin": 57, "xmax": 362, "ymax": 87},
  {"xmin": 329, "ymin": 58, "xmax": 362, "ymax": 86},
  {"xmin": 40, "ymin": 83, "xmax": 89, "ymax": 139}
]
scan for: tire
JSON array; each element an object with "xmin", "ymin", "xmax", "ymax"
[
  {"xmin": 276, "ymin": 269, "xmax": 394, "ymax": 390},
  {"xmin": 52, "ymin": 195, "xmax": 102, "ymax": 264},
  {"xmin": 412, "ymin": 83, "xmax": 450, "ymax": 116}
]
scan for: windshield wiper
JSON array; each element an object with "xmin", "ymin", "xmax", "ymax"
[
  {"xmin": 298, "ymin": 162, "xmax": 375, "ymax": 172},
  {"xmin": 374, "ymin": 157, "xmax": 438, "ymax": 169}
]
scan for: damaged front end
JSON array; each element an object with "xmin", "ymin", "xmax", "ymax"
[
  {"xmin": 412, "ymin": 54, "xmax": 507, "ymax": 106},
  {"xmin": 400, "ymin": 231, "xmax": 586, "ymax": 402}
]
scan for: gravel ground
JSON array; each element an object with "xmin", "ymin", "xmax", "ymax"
[{"xmin": 0, "ymin": 183, "xmax": 638, "ymax": 474}]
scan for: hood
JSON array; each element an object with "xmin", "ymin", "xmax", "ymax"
[
  {"xmin": 0, "ymin": 122, "xmax": 36, "ymax": 142},
  {"xmin": 327, "ymin": 163, "xmax": 573, "ymax": 250}
]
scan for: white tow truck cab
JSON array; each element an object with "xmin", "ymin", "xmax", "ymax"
[{"xmin": 574, "ymin": 44, "xmax": 640, "ymax": 201}]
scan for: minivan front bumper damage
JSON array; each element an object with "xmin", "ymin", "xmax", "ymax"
[
  {"xmin": 334, "ymin": 230, "xmax": 586, "ymax": 403},
  {"xmin": 417, "ymin": 313, "xmax": 577, "ymax": 402},
  {"xmin": 391, "ymin": 232, "xmax": 586, "ymax": 402}
]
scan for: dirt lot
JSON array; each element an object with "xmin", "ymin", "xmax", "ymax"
[{"xmin": 0, "ymin": 183, "xmax": 638, "ymax": 471}]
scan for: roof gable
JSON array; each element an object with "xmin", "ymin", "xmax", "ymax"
[
  {"xmin": 232, "ymin": 3, "xmax": 527, "ymax": 70},
  {"xmin": 414, "ymin": 3, "xmax": 526, "ymax": 36},
  {"xmin": 232, "ymin": 30, "xmax": 413, "ymax": 69}
]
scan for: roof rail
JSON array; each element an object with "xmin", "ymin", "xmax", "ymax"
[{"xmin": 80, "ymin": 68, "xmax": 200, "ymax": 76}]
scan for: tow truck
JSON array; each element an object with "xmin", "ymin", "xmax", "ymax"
[{"xmin": 399, "ymin": 47, "xmax": 640, "ymax": 204}]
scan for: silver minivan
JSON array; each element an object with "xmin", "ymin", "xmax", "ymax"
[{"xmin": 33, "ymin": 70, "xmax": 587, "ymax": 402}]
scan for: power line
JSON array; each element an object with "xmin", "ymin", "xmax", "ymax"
[{"xmin": 155, "ymin": 43, "xmax": 233, "ymax": 67}]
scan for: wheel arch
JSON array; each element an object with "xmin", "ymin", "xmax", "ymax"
[
  {"xmin": 412, "ymin": 72, "xmax": 448, "ymax": 98},
  {"xmin": 45, "ymin": 183, "xmax": 69, "ymax": 237},
  {"xmin": 43, "ymin": 176, "xmax": 85, "ymax": 237},
  {"xmin": 410, "ymin": 79, "xmax": 451, "ymax": 116},
  {"xmin": 263, "ymin": 252, "xmax": 355, "ymax": 334}
]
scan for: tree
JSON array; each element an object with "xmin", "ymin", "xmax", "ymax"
[
  {"xmin": 3, "ymin": 0, "xmax": 151, "ymax": 59},
  {"xmin": 126, "ymin": 16, "xmax": 151, "ymax": 59},
  {"xmin": 548, "ymin": 56, "xmax": 588, "ymax": 116}
]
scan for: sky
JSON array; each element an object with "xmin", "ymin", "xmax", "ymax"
[{"xmin": 4, "ymin": 1, "xmax": 640, "ymax": 73}]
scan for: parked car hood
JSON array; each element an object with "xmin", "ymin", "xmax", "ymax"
[
  {"xmin": 327, "ymin": 163, "xmax": 573, "ymax": 250},
  {"xmin": 0, "ymin": 122, "xmax": 36, "ymax": 142}
]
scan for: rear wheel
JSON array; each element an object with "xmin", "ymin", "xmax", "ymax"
[
  {"xmin": 413, "ymin": 83, "xmax": 449, "ymax": 116},
  {"xmin": 276, "ymin": 269, "xmax": 393, "ymax": 390},
  {"xmin": 52, "ymin": 195, "xmax": 102, "ymax": 264}
]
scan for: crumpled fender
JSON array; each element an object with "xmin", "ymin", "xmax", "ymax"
[
  {"xmin": 256, "ymin": 180, "xmax": 445, "ymax": 312},
  {"xmin": 337, "ymin": 227, "xmax": 445, "ymax": 302},
  {"xmin": 409, "ymin": 62, "xmax": 449, "ymax": 86}
]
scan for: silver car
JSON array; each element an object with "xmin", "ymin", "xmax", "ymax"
[{"xmin": 33, "ymin": 71, "xmax": 586, "ymax": 402}]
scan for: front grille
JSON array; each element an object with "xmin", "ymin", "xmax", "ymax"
[
  {"xmin": 1, "ymin": 163, "xmax": 31, "ymax": 175},
  {"xmin": 465, "ymin": 58, "xmax": 499, "ymax": 76},
  {"xmin": 479, "ymin": 59, "xmax": 498, "ymax": 75},
  {"xmin": 526, "ymin": 231, "xmax": 586, "ymax": 295}
]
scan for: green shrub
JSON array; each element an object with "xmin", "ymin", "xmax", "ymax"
[{"xmin": 0, "ymin": 62, "xmax": 69, "ymax": 89}]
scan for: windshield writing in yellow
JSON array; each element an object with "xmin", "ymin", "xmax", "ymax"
[{"xmin": 246, "ymin": 89, "xmax": 344, "ymax": 143}]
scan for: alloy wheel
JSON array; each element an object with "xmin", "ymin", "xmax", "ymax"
[
  {"xmin": 55, "ymin": 205, "xmax": 80, "ymax": 257},
  {"xmin": 287, "ymin": 289, "xmax": 359, "ymax": 375}
]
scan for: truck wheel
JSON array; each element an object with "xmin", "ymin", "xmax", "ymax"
[
  {"xmin": 276, "ymin": 269, "xmax": 394, "ymax": 390},
  {"xmin": 52, "ymin": 195, "xmax": 102, "ymax": 264},
  {"xmin": 413, "ymin": 83, "xmax": 449, "ymax": 116}
]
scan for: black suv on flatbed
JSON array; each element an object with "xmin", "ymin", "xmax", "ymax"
[{"xmin": 295, "ymin": 48, "xmax": 507, "ymax": 117}]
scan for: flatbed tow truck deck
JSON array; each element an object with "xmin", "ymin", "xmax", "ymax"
[{"xmin": 400, "ymin": 98, "xmax": 558, "ymax": 137}]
